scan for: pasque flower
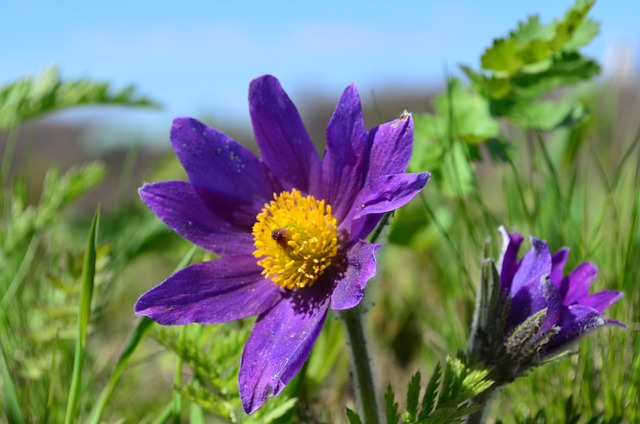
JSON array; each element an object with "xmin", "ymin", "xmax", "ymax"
[
  {"xmin": 469, "ymin": 227, "xmax": 624, "ymax": 404},
  {"xmin": 499, "ymin": 227, "xmax": 624, "ymax": 356},
  {"xmin": 135, "ymin": 75, "xmax": 430, "ymax": 413}
]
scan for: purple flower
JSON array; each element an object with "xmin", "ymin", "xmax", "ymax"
[
  {"xmin": 134, "ymin": 75, "xmax": 430, "ymax": 413},
  {"xmin": 499, "ymin": 227, "xmax": 624, "ymax": 355}
]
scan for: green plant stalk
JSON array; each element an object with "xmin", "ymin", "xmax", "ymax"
[
  {"xmin": 150, "ymin": 402, "xmax": 173, "ymax": 424},
  {"xmin": 64, "ymin": 210, "xmax": 99, "ymax": 424},
  {"xmin": 44, "ymin": 332, "xmax": 60, "ymax": 424},
  {"xmin": 339, "ymin": 305, "xmax": 380, "ymax": 424},
  {"xmin": 87, "ymin": 317, "xmax": 154, "ymax": 424},
  {"xmin": 464, "ymin": 386, "xmax": 499, "ymax": 424},
  {"xmin": 173, "ymin": 326, "xmax": 186, "ymax": 424},
  {"xmin": 0, "ymin": 234, "xmax": 41, "ymax": 308}
]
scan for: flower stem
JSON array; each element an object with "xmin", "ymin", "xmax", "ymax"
[
  {"xmin": 339, "ymin": 304, "xmax": 380, "ymax": 424},
  {"xmin": 465, "ymin": 386, "xmax": 498, "ymax": 424}
]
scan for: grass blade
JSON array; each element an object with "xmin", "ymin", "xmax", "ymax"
[
  {"xmin": 64, "ymin": 210, "xmax": 99, "ymax": 424},
  {"xmin": 86, "ymin": 317, "xmax": 154, "ymax": 424},
  {"xmin": 44, "ymin": 332, "xmax": 60, "ymax": 424},
  {"xmin": 0, "ymin": 328, "xmax": 24, "ymax": 424}
]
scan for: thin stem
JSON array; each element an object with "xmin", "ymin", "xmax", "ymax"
[
  {"xmin": 338, "ymin": 305, "xmax": 380, "ymax": 424},
  {"xmin": 465, "ymin": 386, "xmax": 499, "ymax": 424}
]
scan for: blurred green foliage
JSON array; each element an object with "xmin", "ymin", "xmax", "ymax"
[{"xmin": 0, "ymin": 67, "xmax": 158, "ymax": 132}]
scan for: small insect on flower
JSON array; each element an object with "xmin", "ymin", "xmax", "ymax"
[
  {"xmin": 270, "ymin": 227, "xmax": 290, "ymax": 249},
  {"xmin": 134, "ymin": 75, "xmax": 430, "ymax": 414}
]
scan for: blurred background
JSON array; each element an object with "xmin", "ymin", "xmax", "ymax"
[{"xmin": 2, "ymin": 0, "xmax": 639, "ymax": 183}]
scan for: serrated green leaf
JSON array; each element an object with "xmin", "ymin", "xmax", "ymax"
[
  {"xmin": 550, "ymin": 0, "xmax": 594, "ymax": 51},
  {"xmin": 419, "ymin": 362, "xmax": 442, "ymax": 420},
  {"xmin": 437, "ymin": 79, "xmax": 501, "ymax": 143},
  {"xmin": 0, "ymin": 67, "xmax": 159, "ymax": 131},
  {"xmin": 512, "ymin": 15, "xmax": 554, "ymax": 47},
  {"xmin": 511, "ymin": 52, "xmax": 600, "ymax": 98},
  {"xmin": 385, "ymin": 384, "xmax": 401, "ymax": 424},
  {"xmin": 405, "ymin": 371, "xmax": 422, "ymax": 421},
  {"xmin": 564, "ymin": 17, "xmax": 599, "ymax": 51},
  {"xmin": 481, "ymin": 37, "xmax": 523, "ymax": 75},
  {"xmin": 345, "ymin": 407, "xmax": 364, "ymax": 424}
]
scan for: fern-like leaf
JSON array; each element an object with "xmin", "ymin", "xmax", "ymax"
[
  {"xmin": 0, "ymin": 67, "xmax": 158, "ymax": 131},
  {"xmin": 384, "ymin": 384, "xmax": 401, "ymax": 424}
]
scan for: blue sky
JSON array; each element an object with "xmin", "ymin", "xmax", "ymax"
[{"xmin": 2, "ymin": 0, "xmax": 638, "ymax": 132}]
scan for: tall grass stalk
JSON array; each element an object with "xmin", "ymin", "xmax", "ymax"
[{"xmin": 64, "ymin": 210, "xmax": 99, "ymax": 424}]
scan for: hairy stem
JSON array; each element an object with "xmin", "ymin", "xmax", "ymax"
[
  {"xmin": 465, "ymin": 386, "xmax": 499, "ymax": 424},
  {"xmin": 339, "ymin": 305, "xmax": 380, "ymax": 424}
]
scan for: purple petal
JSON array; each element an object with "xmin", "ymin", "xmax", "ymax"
[
  {"xmin": 320, "ymin": 84, "xmax": 370, "ymax": 221},
  {"xmin": 507, "ymin": 276, "xmax": 563, "ymax": 333},
  {"xmin": 135, "ymin": 256, "xmax": 281, "ymax": 325},
  {"xmin": 249, "ymin": 75, "xmax": 321, "ymax": 193},
  {"xmin": 578, "ymin": 290, "xmax": 622, "ymax": 313},
  {"xmin": 498, "ymin": 227, "xmax": 524, "ymax": 292},
  {"xmin": 560, "ymin": 262, "xmax": 598, "ymax": 304},
  {"xmin": 239, "ymin": 285, "xmax": 330, "ymax": 413},
  {"xmin": 366, "ymin": 113, "xmax": 414, "ymax": 179},
  {"xmin": 331, "ymin": 241, "xmax": 381, "ymax": 311},
  {"xmin": 549, "ymin": 248, "xmax": 569, "ymax": 288},
  {"xmin": 170, "ymin": 117, "xmax": 274, "ymax": 229},
  {"xmin": 510, "ymin": 237, "xmax": 551, "ymax": 296},
  {"xmin": 546, "ymin": 304, "xmax": 612, "ymax": 353},
  {"xmin": 139, "ymin": 181, "xmax": 254, "ymax": 256},
  {"xmin": 348, "ymin": 172, "xmax": 430, "ymax": 241}
]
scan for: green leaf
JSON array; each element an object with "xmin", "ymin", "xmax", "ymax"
[
  {"xmin": 419, "ymin": 362, "xmax": 442, "ymax": 420},
  {"xmin": 64, "ymin": 209, "xmax": 99, "ymax": 424},
  {"xmin": 550, "ymin": 0, "xmax": 595, "ymax": 51},
  {"xmin": 345, "ymin": 407, "xmax": 363, "ymax": 424},
  {"xmin": 506, "ymin": 99, "xmax": 587, "ymax": 130},
  {"xmin": 36, "ymin": 163, "xmax": 107, "ymax": 229},
  {"xmin": 511, "ymin": 52, "xmax": 600, "ymax": 99},
  {"xmin": 0, "ymin": 67, "xmax": 159, "ymax": 131},
  {"xmin": 564, "ymin": 17, "xmax": 600, "ymax": 51},
  {"xmin": 437, "ymin": 78, "xmax": 501, "ymax": 143},
  {"xmin": 384, "ymin": 384, "xmax": 401, "ymax": 424},
  {"xmin": 481, "ymin": 37, "xmax": 523, "ymax": 75},
  {"xmin": 405, "ymin": 371, "xmax": 422, "ymax": 421},
  {"xmin": 512, "ymin": 15, "xmax": 553, "ymax": 47}
]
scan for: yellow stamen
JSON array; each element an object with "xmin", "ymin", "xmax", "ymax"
[{"xmin": 252, "ymin": 189, "xmax": 339, "ymax": 290}]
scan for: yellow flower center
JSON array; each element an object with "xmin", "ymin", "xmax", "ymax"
[{"xmin": 252, "ymin": 189, "xmax": 339, "ymax": 290}]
